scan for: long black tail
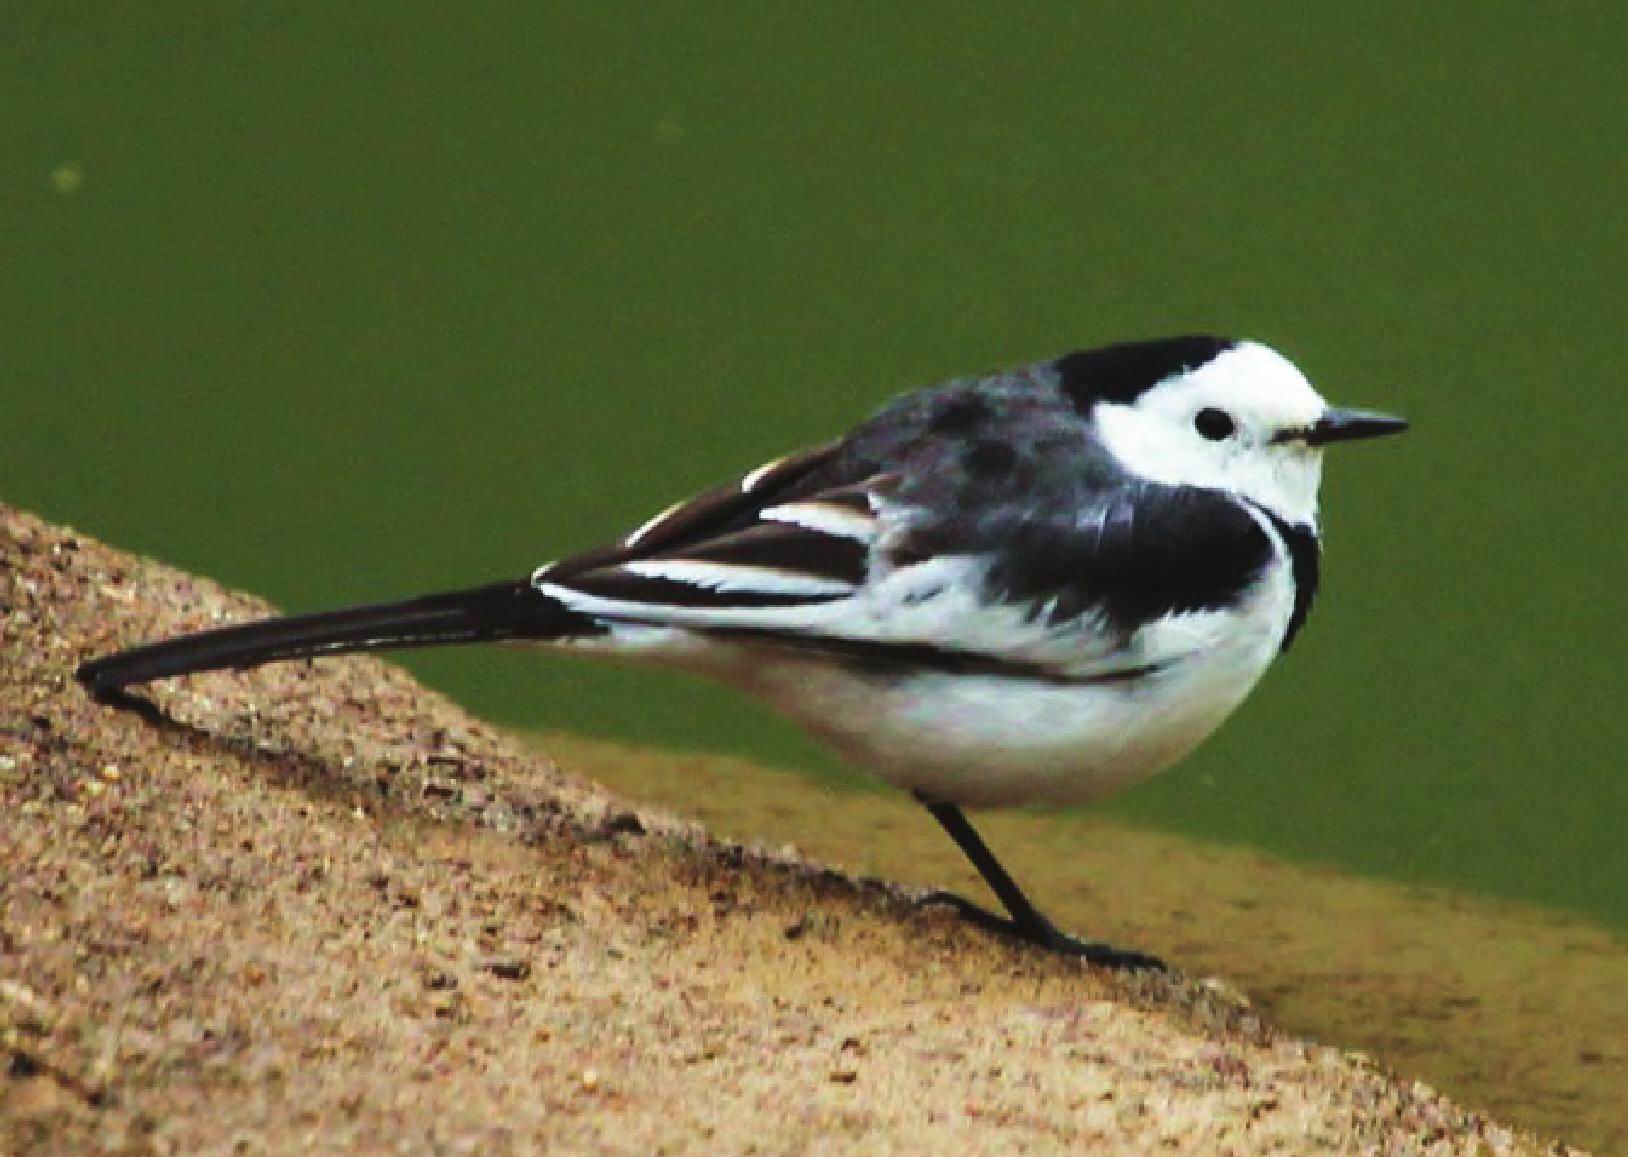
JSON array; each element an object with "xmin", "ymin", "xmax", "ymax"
[{"xmin": 76, "ymin": 579, "xmax": 593, "ymax": 698}]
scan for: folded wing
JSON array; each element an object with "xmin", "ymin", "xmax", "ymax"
[{"xmin": 537, "ymin": 446, "xmax": 1280, "ymax": 682}]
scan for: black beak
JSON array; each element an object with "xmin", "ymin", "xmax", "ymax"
[{"xmin": 1287, "ymin": 408, "xmax": 1410, "ymax": 446}]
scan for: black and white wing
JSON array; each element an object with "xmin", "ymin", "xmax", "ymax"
[
  {"xmin": 533, "ymin": 435, "xmax": 1288, "ymax": 681},
  {"xmin": 533, "ymin": 441, "xmax": 884, "ymax": 614}
]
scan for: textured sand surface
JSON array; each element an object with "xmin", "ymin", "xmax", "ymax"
[{"xmin": 0, "ymin": 505, "xmax": 1578, "ymax": 1154}]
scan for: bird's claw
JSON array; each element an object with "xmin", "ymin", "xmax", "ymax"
[{"xmin": 918, "ymin": 890, "xmax": 1166, "ymax": 972}]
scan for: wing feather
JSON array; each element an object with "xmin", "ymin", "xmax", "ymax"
[
  {"xmin": 537, "ymin": 446, "xmax": 885, "ymax": 613},
  {"xmin": 540, "ymin": 441, "xmax": 842, "ymax": 583}
]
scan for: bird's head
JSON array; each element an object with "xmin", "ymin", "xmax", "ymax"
[{"xmin": 1069, "ymin": 338, "xmax": 1407, "ymax": 527}]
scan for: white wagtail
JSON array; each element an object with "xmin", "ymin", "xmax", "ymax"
[{"xmin": 78, "ymin": 336, "xmax": 1406, "ymax": 969}]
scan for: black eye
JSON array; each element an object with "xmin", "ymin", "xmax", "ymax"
[{"xmin": 1194, "ymin": 408, "xmax": 1235, "ymax": 441}]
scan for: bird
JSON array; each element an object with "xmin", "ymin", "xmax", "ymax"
[{"xmin": 77, "ymin": 336, "xmax": 1407, "ymax": 970}]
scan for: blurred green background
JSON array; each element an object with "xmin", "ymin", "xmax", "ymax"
[{"xmin": 5, "ymin": 5, "xmax": 1624, "ymax": 929}]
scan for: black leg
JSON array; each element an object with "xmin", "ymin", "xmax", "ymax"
[{"xmin": 916, "ymin": 794, "xmax": 1165, "ymax": 971}]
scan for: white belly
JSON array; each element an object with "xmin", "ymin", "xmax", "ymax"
[
  {"xmin": 566, "ymin": 561, "xmax": 1295, "ymax": 809},
  {"xmin": 761, "ymin": 644, "xmax": 1272, "ymax": 807},
  {"xmin": 719, "ymin": 599, "xmax": 1288, "ymax": 809}
]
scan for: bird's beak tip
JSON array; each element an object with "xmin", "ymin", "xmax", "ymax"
[{"xmin": 1301, "ymin": 408, "xmax": 1409, "ymax": 446}]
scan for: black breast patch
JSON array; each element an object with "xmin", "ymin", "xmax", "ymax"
[
  {"xmin": 1250, "ymin": 505, "xmax": 1320, "ymax": 651},
  {"xmin": 978, "ymin": 484, "xmax": 1276, "ymax": 634}
]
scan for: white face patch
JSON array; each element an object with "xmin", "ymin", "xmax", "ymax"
[{"xmin": 1091, "ymin": 342, "xmax": 1327, "ymax": 526}]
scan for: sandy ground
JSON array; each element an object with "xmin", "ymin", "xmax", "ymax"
[
  {"xmin": 541, "ymin": 732, "xmax": 1628, "ymax": 1155},
  {"xmin": 0, "ymin": 505, "xmax": 1581, "ymax": 1155}
]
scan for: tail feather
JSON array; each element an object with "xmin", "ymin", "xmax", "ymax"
[{"xmin": 76, "ymin": 579, "xmax": 593, "ymax": 697}]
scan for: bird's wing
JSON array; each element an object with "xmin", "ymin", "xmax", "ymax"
[
  {"xmin": 534, "ymin": 440, "xmax": 882, "ymax": 609},
  {"xmin": 536, "ymin": 438, "xmax": 1279, "ymax": 680}
]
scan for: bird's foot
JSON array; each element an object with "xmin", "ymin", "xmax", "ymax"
[{"xmin": 919, "ymin": 890, "xmax": 1166, "ymax": 972}]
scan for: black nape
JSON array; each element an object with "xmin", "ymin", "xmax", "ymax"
[{"xmin": 1056, "ymin": 336, "xmax": 1236, "ymax": 411}]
